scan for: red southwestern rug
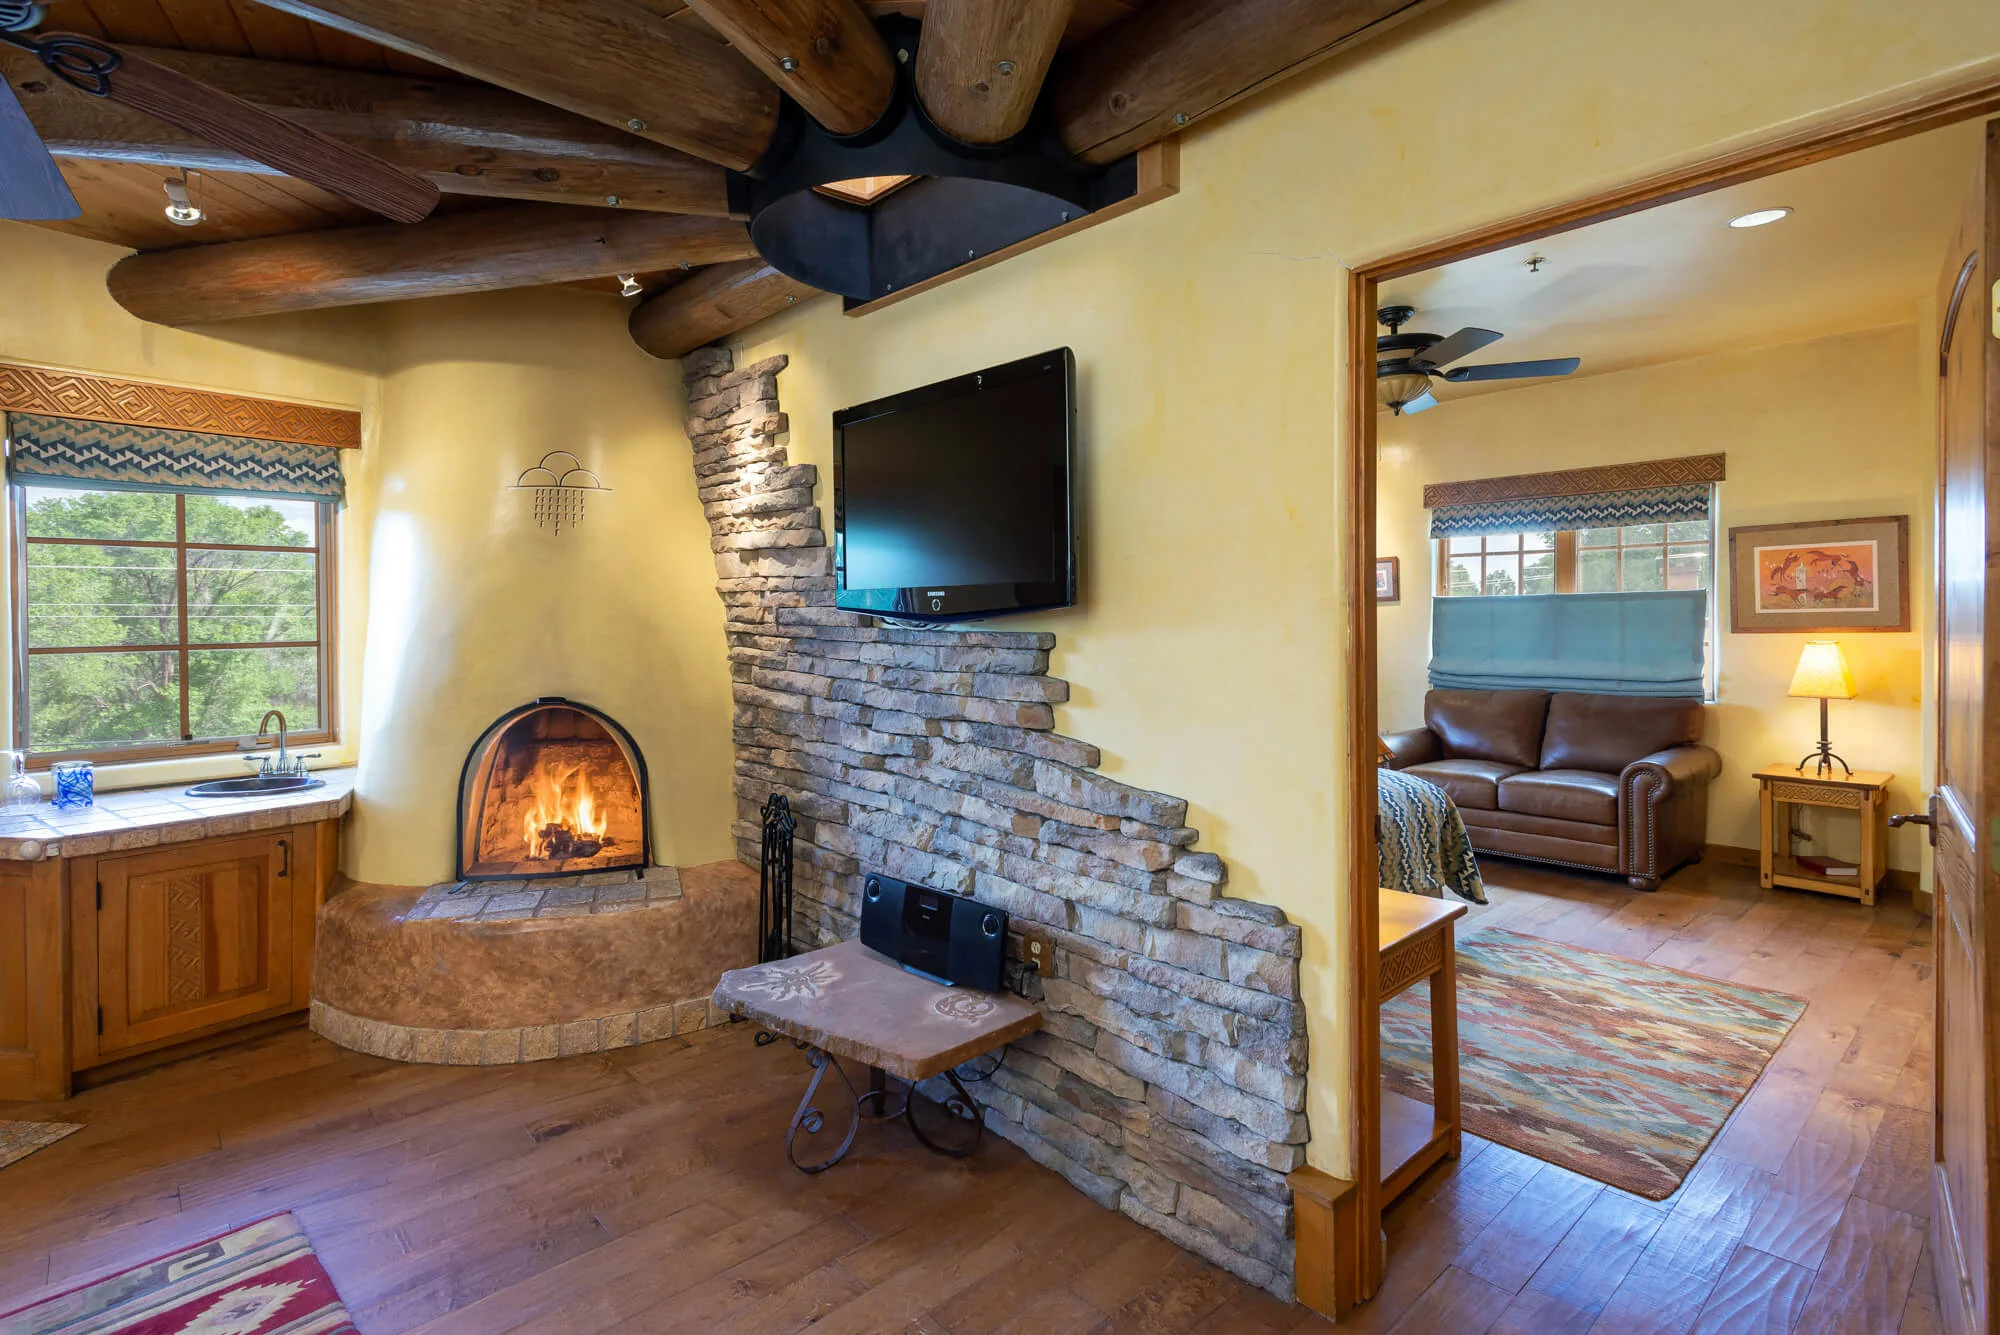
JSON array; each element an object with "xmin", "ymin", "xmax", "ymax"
[
  {"xmin": 0, "ymin": 1213, "xmax": 355, "ymax": 1334},
  {"xmin": 1382, "ymin": 929, "xmax": 1807, "ymax": 1199}
]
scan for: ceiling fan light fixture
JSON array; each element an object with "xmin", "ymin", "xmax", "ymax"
[
  {"xmin": 162, "ymin": 173, "xmax": 203, "ymax": 227},
  {"xmin": 1727, "ymin": 206, "xmax": 1792, "ymax": 229},
  {"xmin": 1376, "ymin": 369, "xmax": 1433, "ymax": 413}
]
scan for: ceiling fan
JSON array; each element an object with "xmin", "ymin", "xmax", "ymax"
[
  {"xmin": 1375, "ymin": 304, "xmax": 1581, "ymax": 415},
  {"xmin": 0, "ymin": 1, "xmax": 437, "ymax": 224}
]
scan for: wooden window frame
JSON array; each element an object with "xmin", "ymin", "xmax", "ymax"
[
  {"xmin": 1432, "ymin": 530, "xmax": 1561, "ymax": 597},
  {"xmin": 1434, "ymin": 520, "xmax": 1711, "ymax": 598},
  {"xmin": 1574, "ymin": 521, "xmax": 1713, "ymax": 594},
  {"xmin": 9, "ymin": 486, "xmax": 337, "ymax": 768}
]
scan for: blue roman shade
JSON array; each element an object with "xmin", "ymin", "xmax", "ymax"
[
  {"xmin": 1431, "ymin": 590, "xmax": 1707, "ymax": 697},
  {"xmin": 1429, "ymin": 481, "xmax": 1710, "ymax": 538},
  {"xmin": 5, "ymin": 412, "xmax": 344, "ymax": 503}
]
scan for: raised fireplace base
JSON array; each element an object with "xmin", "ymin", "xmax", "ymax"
[{"xmin": 310, "ymin": 860, "xmax": 757, "ymax": 1066}]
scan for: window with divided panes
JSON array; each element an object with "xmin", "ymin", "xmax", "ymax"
[
  {"xmin": 1436, "ymin": 521, "xmax": 1713, "ymax": 597},
  {"xmin": 1435, "ymin": 519, "xmax": 1716, "ymax": 694},
  {"xmin": 12, "ymin": 485, "xmax": 334, "ymax": 763}
]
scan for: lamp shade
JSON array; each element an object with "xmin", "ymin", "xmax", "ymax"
[
  {"xmin": 1377, "ymin": 371, "xmax": 1433, "ymax": 411},
  {"xmin": 1787, "ymin": 640, "xmax": 1855, "ymax": 700}
]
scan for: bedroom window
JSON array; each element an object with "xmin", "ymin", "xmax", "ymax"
[
  {"xmin": 1576, "ymin": 521, "xmax": 1712, "ymax": 593},
  {"xmin": 11, "ymin": 485, "xmax": 336, "ymax": 765},
  {"xmin": 1436, "ymin": 521, "xmax": 1713, "ymax": 598},
  {"xmin": 1439, "ymin": 531, "xmax": 1559, "ymax": 597}
]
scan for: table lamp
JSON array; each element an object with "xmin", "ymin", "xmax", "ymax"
[{"xmin": 1788, "ymin": 640, "xmax": 1855, "ymax": 777}]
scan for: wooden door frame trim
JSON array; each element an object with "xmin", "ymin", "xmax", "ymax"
[{"xmin": 1320, "ymin": 69, "xmax": 2000, "ymax": 1315}]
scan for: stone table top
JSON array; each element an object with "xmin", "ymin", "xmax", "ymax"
[
  {"xmin": 713, "ymin": 939, "xmax": 1042, "ymax": 1082},
  {"xmin": 0, "ymin": 767, "xmax": 354, "ymax": 861}
]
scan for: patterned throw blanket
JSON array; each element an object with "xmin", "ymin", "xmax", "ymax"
[{"xmin": 1378, "ymin": 767, "xmax": 1487, "ymax": 904}]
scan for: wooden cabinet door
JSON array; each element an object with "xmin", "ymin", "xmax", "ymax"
[
  {"xmin": 96, "ymin": 831, "xmax": 293, "ymax": 1057},
  {"xmin": 1928, "ymin": 117, "xmax": 1999, "ymax": 1335},
  {"xmin": 0, "ymin": 860, "xmax": 67, "ymax": 1100}
]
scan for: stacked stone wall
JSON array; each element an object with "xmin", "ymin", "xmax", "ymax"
[{"xmin": 680, "ymin": 346, "xmax": 1308, "ymax": 1297}]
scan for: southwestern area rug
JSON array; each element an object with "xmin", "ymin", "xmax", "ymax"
[
  {"xmin": 1382, "ymin": 928, "xmax": 1807, "ymax": 1199},
  {"xmin": 0, "ymin": 1120, "xmax": 83, "ymax": 1171},
  {"xmin": 0, "ymin": 1213, "xmax": 356, "ymax": 1334}
]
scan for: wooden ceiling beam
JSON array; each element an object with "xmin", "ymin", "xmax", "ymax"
[
  {"xmin": 915, "ymin": 0, "xmax": 1073, "ymax": 145},
  {"xmin": 248, "ymin": 0, "xmax": 781, "ymax": 171},
  {"xmin": 682, "ymin": 0, "xmax": 895, "ymax": 136},
  {"xmin": 1051, "ymin": 0, "xmax": 1442, "ymax": 164},
  {"xmin": 630, "ymin": 259, "xmax": 819, "ymax": 360},
  {"xmin": 107, "ymin": 204, "xmax": 760, "ymax": 324},
  {"xmin": 3, "ymin": 47, "xmax": 732, "ymax": 216}
]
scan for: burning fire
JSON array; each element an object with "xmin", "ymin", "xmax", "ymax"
[{"xmin": 522, "ymin": 762, "xmax": 613, "ymax": 861}]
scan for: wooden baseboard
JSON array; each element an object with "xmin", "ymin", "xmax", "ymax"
[
  {"xmin": 1703, "ymin": 843, "xmax": 1919, "ymax": 895},
  {"xmin": 1289, "ymin": 1164, "xmax": 1364, "ymax": 1317}
]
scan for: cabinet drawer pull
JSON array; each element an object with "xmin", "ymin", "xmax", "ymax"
[{"xmin": 278, "ymin": 838, "xmax": 290, "ymax": 878}]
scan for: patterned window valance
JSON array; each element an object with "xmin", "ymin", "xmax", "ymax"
[
  {"xmin": 1430, "ymin": 481, "xmax": 1711, "ymax": 538},
  {"xmin": 1424, "ymin": 453, "xmax": 1725, "ymax": 538},
  {"xmin": 5, "ymin": 413, "xmax": 344, "ymax": 504}
]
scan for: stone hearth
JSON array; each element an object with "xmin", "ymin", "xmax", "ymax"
[{"xmin": 310, "ymin": 860, "xmax": 756, "ymax": 1066}]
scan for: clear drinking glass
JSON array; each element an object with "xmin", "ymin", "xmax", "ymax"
[{"xmin": 2, "ymin": 751, "xmax": 38, "ymax": 810}]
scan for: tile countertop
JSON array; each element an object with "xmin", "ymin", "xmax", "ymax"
[{"xmin": 0, "ymin": 767, "xmax": 355, "ymax": 862}]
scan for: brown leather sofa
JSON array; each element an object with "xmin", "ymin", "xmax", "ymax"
[{"xmin": 1382, "ymin": 689, "xmax": 1720, "ymax": 890}]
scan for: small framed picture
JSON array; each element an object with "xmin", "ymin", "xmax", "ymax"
[
  {"xmin": 1727, "ymin": 515, "xmax": 1910, "ymax": 633},
  {"xmin": 1375, "ymin": 556, "xmax": 1401, "ymax": 603}
]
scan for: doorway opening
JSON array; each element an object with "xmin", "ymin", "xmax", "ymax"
[{"xmin": 1336, "ymin": 94, "xmax": 2000, "ymax": 1327}]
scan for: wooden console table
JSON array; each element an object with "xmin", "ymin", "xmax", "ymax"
[
  {"xmin": 1754, "ymin": 764, "xmax": 1893, "ymax": 906},
  {"xmin": 713, "ymin": 939, "xmax": 1041, "ymax": 1172},
  {"xmin": 1379, "ymin": 889, "xmax": 1466, "ymax": 1204}
]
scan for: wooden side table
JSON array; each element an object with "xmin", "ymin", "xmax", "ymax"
[
  {"xmin": 1378, "ymin": 888, "xmax": 1466, "ymax": 1204},
  {"xmin": 1754, "ymin": 764, "xmax": 1894, "ymax": 906}
]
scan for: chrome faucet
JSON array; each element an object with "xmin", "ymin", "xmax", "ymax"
[
  {"xmin": 249, "ymin": 710, "xmax": 289, "ymax": 777},
  {"xmin": 244, "ymin": 710, "xmax": 319, "ymax": 778}
]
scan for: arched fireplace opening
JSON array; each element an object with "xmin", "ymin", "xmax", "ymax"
[{"xmin": 457, "ymin": 698, "xmax": 650, "ymax": 880}]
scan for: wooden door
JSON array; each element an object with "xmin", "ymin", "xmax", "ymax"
[
  {"xmin": 96, "ymin": 830, "xmax": 293, "ymax": 1057},
  {"xmin": 0, "ymin": 860, "xmax": 66, "ymax": 1100},
  {"xmin": 1928, "ymin": 117, "xmax": 1999, "ymax": 1335}
]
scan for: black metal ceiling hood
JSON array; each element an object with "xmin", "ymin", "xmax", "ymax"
[{"xmin": 728, "ymin": 17, "xmax": 1144, "ymax": 308}]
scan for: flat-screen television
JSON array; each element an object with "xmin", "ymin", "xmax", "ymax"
[{"xmin": 834, "ymin": 348, "xmax": 1075, "ymax": 622}]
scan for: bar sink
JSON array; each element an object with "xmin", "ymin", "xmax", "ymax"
[{"xmin": 184, "ymin": 774, "xmax": 326, "ymax": 797}]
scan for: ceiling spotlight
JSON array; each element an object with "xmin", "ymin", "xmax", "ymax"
[
  {"xmin": 617, "ymin": 273, "xmax": 642, "ymax": 297},
  {"xmin": 1727, "ymin": 207, "xmax": 1792, "ymax": 229},
  {"xmin": 162, "ymin": 173, "xmax": 204, "ymax": 227}
]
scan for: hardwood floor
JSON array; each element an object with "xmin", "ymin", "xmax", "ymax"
[
  {"xmin": 0, "ymin": 1011, "xmax": 1315, "ymax": 1333},
  {"xmin": 0, "ymin": 856, "xmax": 1931, "ymax": 1334},
  {"xmin": 1355, "ymin": 856, "xmax": 1936, "ymax": 1335}
]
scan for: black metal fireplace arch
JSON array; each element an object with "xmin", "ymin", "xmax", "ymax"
[{"xmin": 455, "ymin": 696, "xmax": 653, "ymax": 881}]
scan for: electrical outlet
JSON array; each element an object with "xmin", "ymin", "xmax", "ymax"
[{"xmin": 1013, "ymin": 925, "xmax": 1054, "ymax": 977}]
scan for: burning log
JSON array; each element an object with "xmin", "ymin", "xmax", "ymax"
[{"xmin": 535, "ymin": 825, "xmax": 615, "ymax": 860}]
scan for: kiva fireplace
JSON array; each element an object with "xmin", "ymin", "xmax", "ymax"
[{"xmin": 457, "ymin": 698, "xmax": 650, "ymax": 879}]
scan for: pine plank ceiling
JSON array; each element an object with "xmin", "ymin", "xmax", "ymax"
[{"xmin": 30, "ymin": 0, "xmax": 1152, "ymax": 255}]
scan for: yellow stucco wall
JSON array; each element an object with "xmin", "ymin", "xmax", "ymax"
[
  {"xmin": 1378, "ymin": 324, "xmax": 1936, "ymax": 872},
  {"xmin": 0, "ymin": 223, "xmax": 380, "ymax": 791},
  {"xmin": 341, "ymin": 287, "xmax": 739, "ymax": 885},
  {"xmin": 717, "ymin": 0, "xmax": 2000, "ymax": 1178}
]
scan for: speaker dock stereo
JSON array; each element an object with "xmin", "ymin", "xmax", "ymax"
[{"xmin": 859, "ymin": 872, "xmax": 1007, "ymax": 992}]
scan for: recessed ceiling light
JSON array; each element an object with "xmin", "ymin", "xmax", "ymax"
[{"xmin": 1727, "ymin": 207, "xmax": 1792, "ymax": 229}]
